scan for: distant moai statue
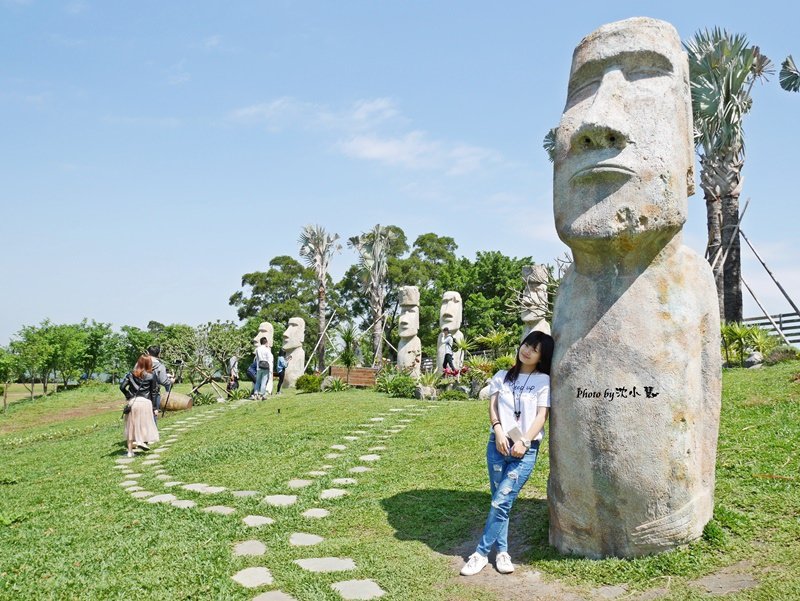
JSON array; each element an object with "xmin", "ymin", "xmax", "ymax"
[
  {"xmin": 436, "ymin": 291, "xmax": 464, "ymax": 374},
  {"xmin": 520, "ymin": 264, "xmax": 551, "ymax": 339},
  {"xmin": 253, "ymin": 322, "xmax": 275, "ymax": 394},
  {"xmin": 282, "ymin": 317, "xmax": 306, "ymax": 388},
  {"xmin": 397, "ymin": 286, "xmax": 421, "ymax": 378},
  {"xmin": 548, "ymin": 17, "xmax": 722, "ymax": 558}
]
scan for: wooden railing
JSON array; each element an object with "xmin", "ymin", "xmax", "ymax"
[
  {"xmin": 742, "ymin": 312, "xmax": 800, "ymax": 345},
  {"xmin": 329, "ymin": 366, "xmax": 379, "ymax": 388}
]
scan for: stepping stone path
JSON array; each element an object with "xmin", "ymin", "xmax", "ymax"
[
  {"xmin": 332, "ymin": 579, "xmax": 387, "ymax": 600},
  {"xmin": 111, "ymin": 403, "xmax": 435, "ymax": 598},
  {"xmin": 233, "ymin": 540, "xmax": 266, "ymax": 556},
  {"xmin": 289, "ymin": 532, "xmax": 324, "ymax": 546}
]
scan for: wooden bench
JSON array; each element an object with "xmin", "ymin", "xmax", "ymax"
[{"xmin": 329, "ymin": 366, "xmax": 379, "ymax": 388}]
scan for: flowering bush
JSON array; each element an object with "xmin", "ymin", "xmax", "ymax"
[{"xmin": 442, "ymin": 366, "xmax": 469, "ymax": 378}]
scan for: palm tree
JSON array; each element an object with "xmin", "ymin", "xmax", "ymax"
[
  {"xmin": 780, "ymin": 55, "xmax": 800, "ymax": 92},
  {"xmin": 348, "ymin": 224, "xmax": 398, "ymax": 366},
  {"xmin": 299, "ymin": 224, "xmax": 341, "ymax": 372},
  {"xmin": 685, "ymin": 29, "xmax": 772, "ymax": 323}
]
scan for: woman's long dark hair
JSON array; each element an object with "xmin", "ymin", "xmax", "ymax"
[{"xmin": 504, "ymin": 330, "xmax": 554, "ymax": 383}]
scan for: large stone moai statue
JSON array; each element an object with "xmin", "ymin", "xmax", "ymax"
[
  {"xmin": 282, "ymin": 317, "xmax": 306, "ymax": 388},
  {"xmin": 397, "ymin": 286, "xmax": 421, "ymax": 378},
  {"xmin": 521, "ymin": 264, "xmax": 551, "ymax": 339},
  {"xmin": 253, "ymin": 322, "xmax": 274, "ymax": 394},
  {"xmin": 435, "ymin": 291, "xmax": 464, "ymax": 374},
  {"xmin": 547, "ymin": 18, "xmax": 722, "ymax": 558}
]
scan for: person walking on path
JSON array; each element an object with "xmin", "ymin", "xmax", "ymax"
[
  {"xmin": 147, "ymin": 345, "xmax": 173, "ymax": 423},
  {"xmin": 275, "ymin": 350, "xmax": 287, "ymax": 394},
  {"xmin": 442, "ymin": 327, "xmax": 456, "ymax": 372},
  {"xmin": 252, "ymin": 338, "xmax": 272, "ymax": 399},
  {"xmin": 120, "ymin": 354, "xmax": 160, "ymax": 457},
  {"xmin": 460, "ymin": 330, "xmax": 554, "ymax": 576}
]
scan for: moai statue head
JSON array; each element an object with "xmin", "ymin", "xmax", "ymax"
[
  {"xmin": 253, "ymin": 322, "xmax": 274, "ymax": 347},
  {"xmin": 439, "ymin": 291, "xmax": 463, "ymax": 332},
  {"xmin": 520, "ymin": 264, "xmax": 549, "ymax": 325},
  {"xmin": 398, "ymin": 286, "xmax": 420, "ymax": 339},
  {"xmin": 553, "ymin": 17, "xmax": 694, "ymax": 255},
  {"xmin": 282, "ymin": 317, "xmax": 306, "ymax": 351}
]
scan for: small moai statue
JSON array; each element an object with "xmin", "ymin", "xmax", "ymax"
[
  {"xmin": 521, "ymin": 264, "xmax": 552, "ymax": 339},
  {"xmin": 253, "ymin": 322, "xmax": 274, "ymax": 394},
  {"xmin": 397, "ymin": 286, "xmax": 421, "ymax": 378},
  {"xmin": 436, "ymin": 291, "xmax": 464, "ymax": 374},
  {"xmin": 282, "ymin": 317, "xmax": 306, "ymax": 388},
  {"xmin": 548, "ymin": 17, "xmax": 722, "ymax": 558}
]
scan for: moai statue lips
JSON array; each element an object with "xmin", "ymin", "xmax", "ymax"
[{"xmin": 547, "ymin": 17, "xmax": 721, "ymax": 559}]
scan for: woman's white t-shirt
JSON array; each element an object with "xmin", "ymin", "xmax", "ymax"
[{"xmin": 488, "ymin": 369, "xmax": 550, "ymax": 441}]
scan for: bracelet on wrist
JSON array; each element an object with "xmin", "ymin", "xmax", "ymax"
[{"xmin": 491, "ymin": 421, "xmax": 501, "ymax": 429}]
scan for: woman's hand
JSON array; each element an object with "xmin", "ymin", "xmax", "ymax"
[
  {"xmin": 510, "ymin": 441, "xmax": 526, "ymax": 458},
  {"xmin": 494, "ymin": 427, "xmax": 510, "ymax": 456}
]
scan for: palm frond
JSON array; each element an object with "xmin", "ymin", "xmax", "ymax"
[
  {"xmin": 780, "ymin": 55, "xmax": 800, "ymax": 92},
  {"xmin": 542, "ymin": 128, "xmax": 557, "ymax": 163}
]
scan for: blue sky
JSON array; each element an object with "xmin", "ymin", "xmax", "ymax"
[{"xmin": 2, "ymin": 1, "xmax": 799, "ymax": 345}]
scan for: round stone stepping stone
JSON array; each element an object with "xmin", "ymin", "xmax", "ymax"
[
  {"xmin": 351, "ymin": 430, "xmax": 368, "ymax": 434},
  {"xmin": 367, "ymin": 446, "xmax": 386, "ymax": 451},
  {"xmin": 252, "ymin": 591, "xmax": 296, "ymax": 601},
  {"xmin": 126, "ymin": 485, "xmax": 144, "ymax": 492},
  {"xmin": 131, "ymin": 491, "xmax": 154, "ymax": 499},
  {"xmin": 147, "ymin": 494, "xmax": 177, "ymax": 504},
  {"xmin": 332, "ymin": 579, "xmax": 386, "ymax": 600},
  {"xmin": 303, "ymin": 508, "xmax": 330, "ymax": 519},
  {"xmin": 321, "ymin": 464, "xmax": 334, "ymax": 469},
  {"xmin": 120, "ymin": 480, "xmax": 139, "ymax": 488},
  {"xmin": 182, "ymin": 483, "xmax": 210, "ymax": 492},
  {"xmin": 115, "ymin": 457, "xmax": 135, "ymax": 464},
  {"xmin": 332, "ymin": 478, "xmax": 357, "ymax": 486},
  {"xmin": 324, "ymin": 453, "xmax": 341, "ymax": 460},
  {"xmin": 113, "ymin": 465, "xmax": 129, "ymax": 470},
  {"xmin": 163, "ymin": 481, "xmax": 183, "ymax": 488},
  {"xmin": 171, "ymin": 499, "xmax": 196, "ymax": 509},
  {"xmin": 149, "ymin": 454, "xmax": 161, "ymax": 459},
  {"xmin": 232, "ymin": 566, "xmax": 273, "ymax": 588},
  {"xmin": 232, "ymin": 490, "xmax": 259, "ymax": 497},
  {"xmin": 155, "ymin": 474, "xmax": 172, "ymax": 481},
  {"xmin": 369, "ymin": 417, "xmax": 384, "ymax": 422},
  {"xmin": 290, "ymin": 532, "xmax": 324, "ymax": 546},
  {"xmin": 307, "ymin": 471, "xmax": 328, "ymax": 477},
  {"xmin": 320, "ymin": 488, "xmax": 348, "ymax": 500},
  {"xmin": 263, "ymin": 494, "xmax": 297, "ymax": 507},
  {"xmin": 287, "ymin": 479, "xmax": 313, "ymax": 489},
  {"xmin": 199, "ymin": 486, "xmax": 226, "ymax": 494},
  {"xmin": 294, "ymin": 557, "xmax": 356, "ymax": 573},
  {"xmin": 233, "ymin": 540, "xmax": 266, "ymax": 556},
  {"xmin": 389, "ymin": 408, "xmax": 404, "ymax": 412},
  {"xmin": 126, "ymin": 473, "xmax": 143, "ymax": 478},
  {"xmin": 243, "ymin": 515, "xmax": 275, "ymax": 527},
  {"xmin": 203, "ymin": 505, "xmax": 236, "ymax": 515},
  {"xmin": 141, "ymin": 460, "xmax": 159, "ymax": 466},
  {"xmin": 348, "ymin": 466, "xmax": 372, "ymax": 474},
  {"xmin": 330, "ymin": 444, "xmax": 347, "ymax": 451},
  {"xmin": 398, "ymin": 419, "xmax": 412, "ymax": 423},
  {"xmin": 358, "ymin": 454, "xmax": 381, "ymax": 462},
  {"xmin": 343, "ymin": 436, "xmax": 359, "ymax": 441}
]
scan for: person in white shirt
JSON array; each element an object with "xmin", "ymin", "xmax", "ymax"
[
  {"xmin": 253, "ymin": 338, "xmax": 273, "ymax": 400},
  {"xmin": 461, "ymin": 330, "xmax": 555, "ymax": 577}
]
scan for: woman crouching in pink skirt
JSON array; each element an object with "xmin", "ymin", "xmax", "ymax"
[{"xmin": 120, "ymin": 354, "xmax": 160, "ymax": 457}]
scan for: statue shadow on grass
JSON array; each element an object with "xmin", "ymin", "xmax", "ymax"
[{"xmin": 380, "ymin": 489, "xmax": 564, "ymax": 563}]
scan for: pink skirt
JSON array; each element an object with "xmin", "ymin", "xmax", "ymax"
[{"xmin": 124, "ymin": 396, "xmax": 160, "ymax": 443}]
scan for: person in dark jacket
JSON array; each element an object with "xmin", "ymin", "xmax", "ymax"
[
  {"xmin": 146, "ymin": 345, "xmax": 173, "ymax": 421},
  {"xmin": 120, "ymin": 354, "xmax": 160, "ymax": 457}
]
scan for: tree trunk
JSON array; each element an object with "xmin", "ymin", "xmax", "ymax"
[
  {"xmin": 3, "ymin": 381, "xmax": 8, "ymax": 413},
  {"xmin": 372, "ymin": 315, "xmax": 384, "ymax": 366},
  {"xmin": 317, "ymin": 283, "xmax": 326, "ymax": 372},
  {"xmin": 721, "ymin": 193, "xmax": 743, "ymax": 322},
  {"xmin": 704, "ymin": 194, "xmax": 725, "ymax": 320}
]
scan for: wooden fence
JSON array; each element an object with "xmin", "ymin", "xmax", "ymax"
[
  {"xmin": 742, "ymin": 312, "xmax": 800, "ymax": 345},
  {"xmin": 329, "ymin": 366, "xmax": 379, "ymax": 388}
]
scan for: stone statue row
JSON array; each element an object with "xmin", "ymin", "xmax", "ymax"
[
  {"xmin": 251, "ymin": 318, "xmax": 305, "ymax": 390},
  {"xmin": 396, "ymin": 267, "xmax": 551, "ymax": 379}
]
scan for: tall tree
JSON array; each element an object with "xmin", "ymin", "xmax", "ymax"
[
  {"xmin": 0, "ymin": 347, "xmax": 20, "ymax": 413},
  {"xmin": 298, "ymin": 225, "xmax": 341, "ymax": 372},
  {"xmin": 348, "ymin": 224, "xmax": 399, "ymax": 365},
  {"xmin": 780, "ymin": 55, "xmax": 800, "ymax": 92},
  {"xmin": 685, "ymin": 29, "xmax": 772, "ymax": 322}
]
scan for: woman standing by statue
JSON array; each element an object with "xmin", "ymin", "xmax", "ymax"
[
  {"xmin": 120, "ymin": 354, "xmax": 160, "ymax": 458},
  {"xmin": 460, "ymin": 330, "xmax": 554, "ymax": 576}
]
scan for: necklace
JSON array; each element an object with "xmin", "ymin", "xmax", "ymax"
[{"xmin": 514, "ymin": 371, "xmax": 535, "ymax": 420}]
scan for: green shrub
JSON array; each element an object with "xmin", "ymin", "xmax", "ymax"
[
  {"xmin": 375, "ymin": 366, "xmax": 400, "ymax": 393},
  {"xmin": 492, "ymin": 354, "xmax": 515, "ymax": 372},
  {"xmin": 764, "ymin": 344, "xmax": 800, "ymax": 365},
  {"xmin": 296, "ymin": 374, "xmax": 322, "ymax": 393},
  {"xmin": 438, "ymin": 389, "xmax": 469, "ymax": 401},
  {"xmin": 227, "ymin": 387, "xmax": 251, "ymax": 400},
  {"xmin": 322, "ymin": 377, "xmax": 349, "ymax": 393},
  {"xmin": 386, "ymin": 374, "xmax": 417, "ymax": 398},
  {"xmin": 418, "ymin": 371, "xmax": 441, "ymax": 388},
  {"xmin": 192, "ymin": 391, "xmax": 215, "ymax": 406}
]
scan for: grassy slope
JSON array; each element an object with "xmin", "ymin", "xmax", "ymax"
[{"xmin": 0, "ymin": 363, "xmax": 798, "ymax": 600}]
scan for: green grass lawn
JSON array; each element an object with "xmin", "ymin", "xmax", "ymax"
[{"xmin": 1, "ymin": 363, "xmax": 799, "ymax": 600}]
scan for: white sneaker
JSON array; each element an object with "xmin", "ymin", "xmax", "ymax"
[
  {"xmin": 460, "ymin": 552, "xmax": 488, "ymax": 576},
  {"xmin": 126, "ymin": 451, "xmax": 134, "ymax": 458},
  {"xmin": 495, "ymin": 551, "xmax": 514, "ymax": 574}
]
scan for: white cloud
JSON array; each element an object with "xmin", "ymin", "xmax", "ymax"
[
  {"xmin": 339, "ymin": 131, "xmax": 439, "ymax": 169},
  {"xmin": 65, "ymin": 1, "xmax": 87, "ymax": 14},
  {"xmin": 204, "ymin": 34, "xmax": 222, "ymax": 49},
  {"xmin": 101, "ymin": 115, "xmax": 182, "ymax": 128},
  {"xmin": 166, "ymin": 60, "xmax": 190, "ymax": 85}
]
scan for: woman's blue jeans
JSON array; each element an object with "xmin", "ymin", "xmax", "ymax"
[{"xmin": 476, "ymin": 432, "xmax": 540, "ymax": 556}]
